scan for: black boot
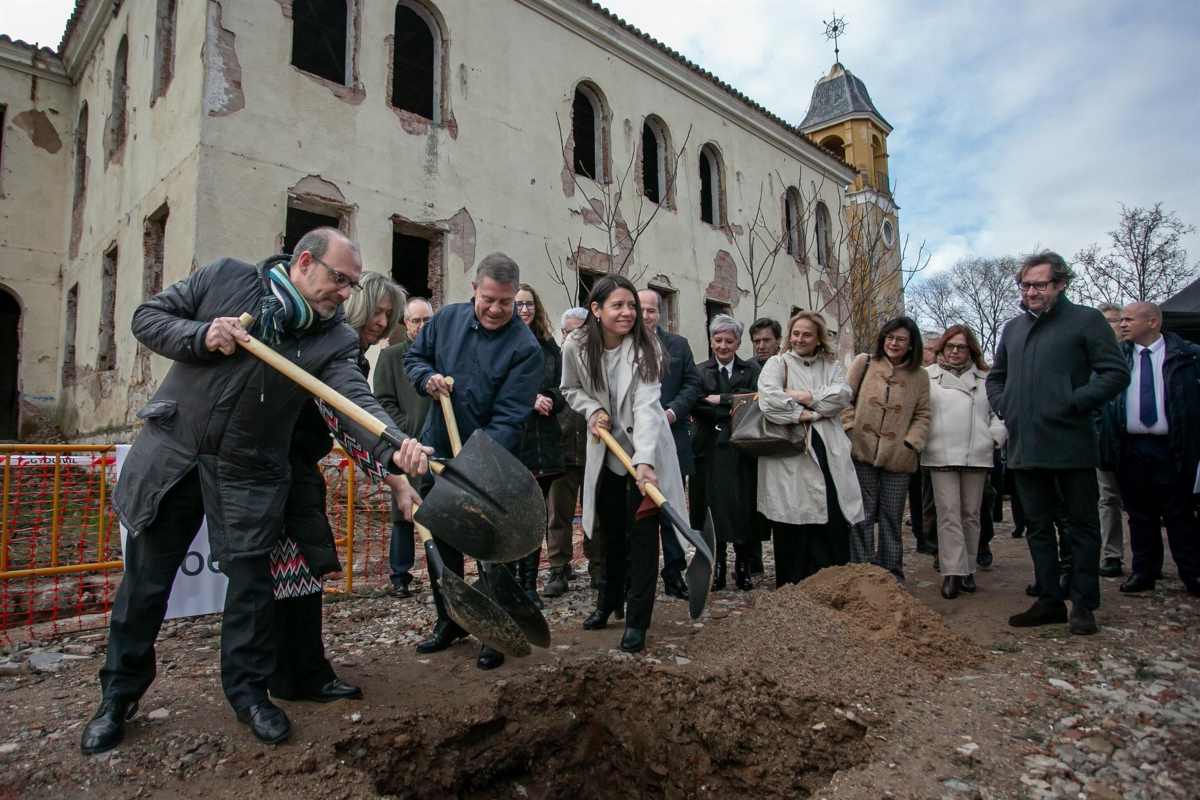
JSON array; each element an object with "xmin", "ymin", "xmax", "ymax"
[
  {"xmin": 80, "ymin": 697, "xmax": 138, "ymax": 755},
  {"xmin": 477, "ymin": 645, "xmax": 505, "ymax": 670},
  {"xmin": 522, "ymin": 547, "xmax": 544, "ymax": 609},
  {"xmin": 941, "ymin": 575, "xmax": 961, "ymax": 599},
  {"xmin": 416, "ymin": 620, "xmax": 467, "ymax": 653},
  {"xmin": 620, "ymin": 627, "xmax": 646, "ymax": 653},
  {"xmin": 583, "ymin": 581, "xmax": 615, "ymax": 630},
  {"xmin": 712, "ymin": 545, "xmax": 728, "ymax": 591},
  {"xmin": 734, "ymin": 559, "xmax": 753, "ymax": 591}
]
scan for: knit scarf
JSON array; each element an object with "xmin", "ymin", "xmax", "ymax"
[{"xmin": 257, "ymin": 263, "xmax": 314, "ymax": 345}]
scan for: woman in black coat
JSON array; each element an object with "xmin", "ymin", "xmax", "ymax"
[
  {"xmin": 690, "ymin": 314, "xmax": 761, "ymax": 591},
  {"xmin": 513, "ymin": 283, "xmax": 566, "ymax": 608}
]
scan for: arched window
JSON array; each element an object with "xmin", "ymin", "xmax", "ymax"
[
  {"xmin": 784, "ymin": 186, "xmax": 804, "ymax": 257},
  {"xmin": 70, "ymin": 103, "xmax": 89, "ymax": 254},
  {"xmin": 291, "ymin": 0, "xmax": 349, "ymax": 85},
  {"xmin": 571, "ymin": 82, "xmax": 607, "ymax": 181},
  {"xmin": 106, "ymin": 36, "xmax": 128, "ymax": 162},
  {"xmin": 699, "ymin": 143, "xmax": 725, "ymax": 225},
  {"xmin": 392, "ymin": 1, "xmax": 440, "ymax": 121},
  {"xmin": 641, "ymin": 115, "xmax": 671, "ymax": 205},
  {"xmin": 872, "ymin": 135, "xmax": 888, "ymax": 192},
  {"xmin": 819, "ymin": 135, "xmax": 844, "ymax": 159},
  {"xmin": 151, "ymin": 0, "xmax": 177, "ymax": 102},
  {"xmin": 815, "ymin": 201, "xmax": 832, "ymax": 267}
]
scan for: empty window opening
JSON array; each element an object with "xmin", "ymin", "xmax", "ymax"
[
  {"xmin": 650, "ymin": 285, "xmax": 679, "ymax": 333},
  {"xmin": 819, "ymin": 135, "xmax": 844, "ymax": 159},
  {"xmin": 152, "ymin": 0, "xmax": 177, "ymax": 102},
  {"xmin": 704, "ymin": 299, "xmax": 732, "ymax": 358},
  {"xmin": 642, "ymin": 122, "xmax": 661, "ymax": 204},
  {"xmin": 785, "ymin": 187, "xmax": 803, "ymax": 257},
  {"xmin": 143, "ymin": 204, "xmax": 169, "ymax": 300},
  {"xmin": 392, "ymin": 229, "xmax": 432, "ymax": 300},
  {"xmin": 291, "ymin": 0, "xmax": 349, "ymax": 85},
  {"xmin": 0, "ymin": 289, "xmax": 19, "ymax": 440},
  {"xmin": 572, "ymin": 85, "xmax": 604, "ymax": 180},
  {"xmin": 63, "ymin": 284, "xmax": 79, "ymax": 385},
  {"xmin": 576, "ymin": 270, "xmax": 600, "ymax": 308},
  {"xmin": 98, "ymin": 246, "xmax": 118, "ymax": 372},
  {"xmin": 72, "ymin": 104, "xmax": 88, "ymax": 216},
  {"xmin": 699, "ymin": 144, "xmax": 723, "ymax": 225},
  {"xmin": 871, "ymin": 135, "xmax": 888, "ymax": 192},
  {"xmin": 815, "ymin": 202, "xmax": 832, "ymax": 268},
  {"xmin": 0, "ymin": 104, "xmax": 6, "ymax": 180},
  {"xmin": 392, "ymin": 2, "xmax": 437, "ymax": 120},
  {"xmin": 284, "ymin": 206, "xmax": 341, "ymax": 255},
  {"xmin": 106, "ymin": 36, "xmax": 129, "ymax": 162}
]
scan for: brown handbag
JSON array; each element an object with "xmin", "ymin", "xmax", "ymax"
[{"xmin": 729, "ymin": 360, "xmax": 809, "ymax": 456}]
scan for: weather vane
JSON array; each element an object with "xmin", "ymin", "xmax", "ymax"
[{"xmin": 824, "ymin": 12, "xmax": 847, "ymax": 64}]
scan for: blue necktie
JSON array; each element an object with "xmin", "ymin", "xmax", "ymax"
[{"xmin": 1139, "ymin": 348, "xmax": 1158, "ymax": 428}]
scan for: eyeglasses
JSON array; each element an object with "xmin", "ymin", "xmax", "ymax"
[
  {"xmin": 1018, "ymin": 280, "xmax": 1056, "ymax": 293},
  {"xmin": 515, "ymin": 301, "xmax": 537, "ymax": 310},
  {"xmin": 313, "ymin": 255, "xmax": 362, "ymax": 293},
  {"xmin": 884, "ymin": 335, "xmax": 910, "ymax": 345},
  {"xmin": 942, "ymin": 343, "xmax": 969, "ymax": 352}
]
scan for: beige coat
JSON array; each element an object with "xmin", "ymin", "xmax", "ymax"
[
  {"xmin": 922, "ymin": 364, "xmax": 1007, "ymax": 468},
  {"xmin": 757, "ymin": 352, "xmax": 865, "ymax": 527},
  {"xmin": 560, "ymin": 332, "xmax": 687, "ymax": 547},
  {"xmin": 843, "ymin": 354, "xmax": 930, "ymax": 474}
]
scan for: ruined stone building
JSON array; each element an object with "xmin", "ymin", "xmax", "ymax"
[{"xmin": 0, "ymin": 0, "xmax": 898, "ymax": 440}]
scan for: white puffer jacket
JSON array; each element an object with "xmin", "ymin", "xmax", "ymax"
[{"xmin": 922, "ymin": 363, "xmax": 1007, "ymax": 468}]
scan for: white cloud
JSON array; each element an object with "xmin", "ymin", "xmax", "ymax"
[{"xmin": 2, "ymin": 0, "xmax": 75, "ymax": 48}]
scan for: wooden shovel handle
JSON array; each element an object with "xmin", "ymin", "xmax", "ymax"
[
  {"xmin": 438, "ymin": 377, "xmax": 463, "ymax": 456},
  {"xmin": 595, "ymin": 428, "xmax": 667, "ymax": 508}
]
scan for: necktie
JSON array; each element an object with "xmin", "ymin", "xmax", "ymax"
[{"xmin": 1139, "ymin": 347, "xmax": 1158, "ymax": 428}]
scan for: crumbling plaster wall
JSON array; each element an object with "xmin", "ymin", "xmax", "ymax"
[
  {"xmin": 54, "ymin": 0, "xmax": 207, "ymax": 439},
  {"xmin": 0, "ymin": 47, "xmax": 73, "ymax": 428},
  {"xmin": 195, "ymin": 0, "xmax": 852, "ymax": 359}
]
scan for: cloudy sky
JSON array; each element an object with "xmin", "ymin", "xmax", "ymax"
[{"xmin": 6, "ymin": 0, "xmax": 1199, "ymax": 277}]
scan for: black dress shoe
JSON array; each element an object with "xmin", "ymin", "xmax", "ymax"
[
  {"xmin": 388, "ymin": 582, "xmax": 413, "ymax": 599},
  {"xmin": 960, "ymin": 574, "xmax": 977, "ymax": 593},
  {"xmin": 734, "ymin": 561, "xmax": 753, "ymax": 592},
  {"xmin": 976, "ymin": 545, "xmax": 993, "ymax": 569},
  {"xmin": 941, "ymin": 576, "xmax": 960, "ymax": 599},
  {"xmin": 1008, "ymin": 599, "xmax": 1068, "ymax": 628},
  {"xmin": 476, "ymin": 646, "xmax": 505, "ymax": 670},
  {"xmin": 583, "ymin": 607, "xmax": 612, "ymax": 630},
  {"xmin": 1011, "ymin": 527, "xmax": 1025, "ymax": 539},
  {"xmin": 1098, "ymin": 558, "xmax": 1124, "ymax": 578},
  {"xmin": 1119, "ymin": 574, "xmax": 1156, "ymax": 593},
  {"xmin": 711, "ymin": 560, "xmax": 727, "ymax": 592},
  {"xmin": 619, "ymin": 627, "xmax": 646, "ymax": 653},
  {"xmin": 415, "ymin": 620, "xmax": 467, "ymax": 653},
  {"xmin": 662, "ymin": 573, "xmax": 689, "ymax": 600},
  {"xmin": 80, "ymin": 697, "xmax": 138, "ymax": 755},
  {"xmin": 236, "ymin": 701, "xmax": 291, "ymax": 744},
  {"xmin": 276, "ymin": 678, "xmax": 363, "ymax": 703},
  {"xmin": 1068, "ymin": 604, "xmax": 1098, "ymax": 636}
]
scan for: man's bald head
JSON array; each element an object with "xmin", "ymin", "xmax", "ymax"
[{"xmin": 1118, "ymin": 301, "xmax": 1163, "ymax": 346}]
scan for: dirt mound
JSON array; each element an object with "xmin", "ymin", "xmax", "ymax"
[{"xmin": 336, "ymin": 660, "xmax": 869, "ymax": 799}]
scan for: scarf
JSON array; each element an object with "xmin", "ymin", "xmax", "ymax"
[{"xmin": 257, "ymin": 262, "xmax": 314, "ymax": 345}]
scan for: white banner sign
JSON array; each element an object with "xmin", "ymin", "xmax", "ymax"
[{"xmin": 115, "ymin": 446, "xmax": 228, "ymax": 619}]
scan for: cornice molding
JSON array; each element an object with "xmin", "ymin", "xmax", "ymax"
[{"xmin": 0, "ymin": 40, "xmax": 70, "ymax": 85}]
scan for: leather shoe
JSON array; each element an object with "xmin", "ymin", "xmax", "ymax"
[
  {"xmin": 941, "ymin": 576, "xmax": 960, "ymax": 599},
  {"xmin": 1098, "ymin": 558, "xmax": 1124, "ymax": 578},
  {"xmin": 1011, "ymin": 526, "xmax": 1025, "ymax": 539},
  {"xmin": 916, "ymin": 541, "xmax": 937, "ymax": 556},
  {"xmin": 582, "ymin": 607, "xmax": 611, "ymax": 630},
  {"xmin": 236, "ymin": 700, "xmax": 291, "ymax": 744},
  {"xmin": 976, "ymin": 546, "xmax": 993, "ymax": 569},
  {"xmin": 80, "ymin": 697, "xmax": 138, "ymax": 755},
  {"xmin": 1025, "ymin": 582, "xmax": 1040, "ymax": 597},
  {"xmin": 388, "ymin": 582, "xmax": 413, "ymax": 599},
  {"xmin": 1119, "ymin": 574, "xmax": 1155, "ymax": 593},
  {"xmin": 416, "ymin": 620, "xmax": 466, "ymax": 653},
  {"xmin": 476, "ymin": 646, "xmax": 504, "ymax": 670},
  {"xmin": 1068, "ymin": 604, "xmax": 1098, "ymax": 636},
  {"xmin": 960, "ymin": 574, "xmax": 977, "ymax": 593},
  {"xmin": 662, "ymin": 573, "xmax": 689, "ymax": 600},
  {"xmin": 275, "ymin": 678, "xmax": 363, "ymax": 703},
  {"xmin": 619, "ymin": 627, "xmax": 646, "ymax": 653},
  {"xmin": 1008, "ymin": 599, "xmax": 1068, "ymax": 628}
]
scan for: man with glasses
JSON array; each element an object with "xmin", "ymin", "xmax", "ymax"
[
  {"xmin": 986, "ymin": 251, "xmax": 1128, "ymax": 635},
  {"xmin": 405, "ymin": 253, "xmax": 542, "ymax": 670}
]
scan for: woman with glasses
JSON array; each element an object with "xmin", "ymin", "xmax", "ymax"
[
  {"xmin": 843, "ymin": 316, "xmax": 931, "ymax": 580},
  {"xmin": 512, "ymin": 283, "xmax": 565, "ymax": 608},
  {"xmin": 923, "ymin": 325, "xmax": 1007, "ymax": 598},
  {"xmin": 269, "ymin": 271, "xmax": 404, "ymax": 704}
]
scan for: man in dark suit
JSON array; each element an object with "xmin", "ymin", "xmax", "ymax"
[{"xmin": 639, "ymin": 289, "xmax": 701, "ymax": 598}]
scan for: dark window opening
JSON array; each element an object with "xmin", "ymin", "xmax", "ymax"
[
  {"xmin": 284, "ymin": 206, "xmax": 341, "ymax": 255},
  {"xmin": 144, "ymin": 204, "xmax": 169, "ymax": 300},
  {"xmin": 152, "ymin": 0, "xmax": 177, "ymax": 101},
  {"xmin": 0, "ymin": 104, "xmax": 6, "ymax": 178},
  {"xmin": 785, "ymin": 189, "xmax": 801, "ymax": 256},
  {"xmin": 0, "ymin": 289, "xmax": 19, "ymax": 440},
  {"xmin": 815, "ymin": 202, "xmax": 831, "ymax": 267},
  {"xmin": 98, "ymin": 246, "xmax": 118, "ymax": 371},
  {"xmin": 651, "ymin": 286, "xmax": 678, "ymax": 333},
  {"xmin": 577, "ymin": 270, "xmax": 599, "ymax": 308},
  {"xmin": 642, "ymin": 123, "xmax": 660, "ymax": 204},
  {"xmin": 392, "ymin": 230, "xmax": 432, "ymax": 300},
  {"xmin": 291, "ymin": 0, "xmax": 349, "ymax": 85},
  {"xmin": 106, "ymin": 37, "xmax": 129, "ymax": 161},
  {"xmin": 699, "ymin": 152, "xmax": 714, "ymax": 224},
  {"xmin": 572, "ymin": 89, "xmax": 597, "ymax": 179},
  {"xmin": 704, "ymin": 299, "xmax": 732, "ymax": 359},
  {"xmin": 63, "ymin": 284, "xmax": 79, "ymax": 385},
  {"xmin": 392, "ymin": 3, "xmax": 435, "ymax": 119}
]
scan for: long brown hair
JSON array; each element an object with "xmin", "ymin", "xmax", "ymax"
[
  {"xmin": 786, "ymin": 310, "xmax": 835, "ymax": 360},
  {"xmin": 580, "ymin": 275, "xmax": 660, "ymax": 388},
  {"xmin": 936, "ymin": 324, "xmax": 989, "ymax": 371},
  {"xmin": 517, "ymin": 283, "xmax": 552, "ymax": 342}
]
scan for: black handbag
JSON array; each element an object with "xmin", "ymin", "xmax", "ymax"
[{"xmin": 729, "ymin": 360, "xmax": 809, "ymax": 456}]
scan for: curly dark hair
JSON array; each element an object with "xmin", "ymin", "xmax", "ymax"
[{"xmin": 872, "ymin": 316, "xmax": 923, "ymax": 371}]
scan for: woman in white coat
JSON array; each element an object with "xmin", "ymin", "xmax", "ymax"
[
  {"xmin": 923, "ymin": 325, "xmax": 1007, "ymax": 599},
  {"xmin": 758, "ymin": 311, "xmax": 864, "ymax": 586},
  {"xmin": 561, "ymin": 275, "xmax": 687, "ymax": 653}
]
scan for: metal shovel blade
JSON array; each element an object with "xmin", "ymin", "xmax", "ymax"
[
  {"xmin": 658, "ymin": 502, "xmax": 715, "ymax": 619},
  {"xmin": 415, "ymin": 430, "xmax": 546, "ymax": 563},
  {"xmin": 424, "ymin": 539, "xmax": 531, "ymax": 657},
  {"xmin": 473, "ymin": 563, "xmax": 551, "ymax": 649}
]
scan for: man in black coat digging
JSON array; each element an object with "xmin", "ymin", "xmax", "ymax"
[{"xmin": 81, "ymin": 228, "xmax": 430, "ymax": 754}]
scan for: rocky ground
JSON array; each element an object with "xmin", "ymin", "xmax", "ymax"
[{"xmin": 0, "ymin": 510, "xmax": 1197, "ymax": 799}]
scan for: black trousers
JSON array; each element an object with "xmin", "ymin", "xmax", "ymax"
[
  {"xmin": 908, "ymin": 470, "xmax": 925, "ymax": 543},
  {"xmin": 1013, "ymin": 468, "xmax": 1101, "ymax": 610},
  {"xmin": 99, "ymin": 469, "xmax": 276, "ymax": 711},
  {"xmin": 269, "ymin": 592, "xmax": 337, "ymax": 697},
  {"xmin": 596, "ymin": 468, "xmax": 659, "ymax": 629},
  {"xmin": 1118, "ymin": 435, "xmax": 1200, "ymax": 582},
  {"xmin": 773, "ymin": 430, "xmax": 849, "ymax": 586}
]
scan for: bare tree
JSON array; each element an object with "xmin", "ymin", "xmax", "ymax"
[
  {"xmin": 1072, "ymin": 203, "xmax": 1199, "ymax": 306},
  {"xmin": 907, "ymin": 271, "xmax": 961, "ymax": 333},
  {"xmin": 546, "ymin": 114, "xmax": 692, "ymax": 307},
  {"xmin": 907, "ymin": 256, "xmax": 1020, "ymax": 357},
  {"xmin": 729, "ymin": 182, "xmax": 786, "ymax": 320}
]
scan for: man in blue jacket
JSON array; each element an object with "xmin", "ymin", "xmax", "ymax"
[{"xmin": 405, "ymin": 253, "xmax": 542, "ymax": 669}]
